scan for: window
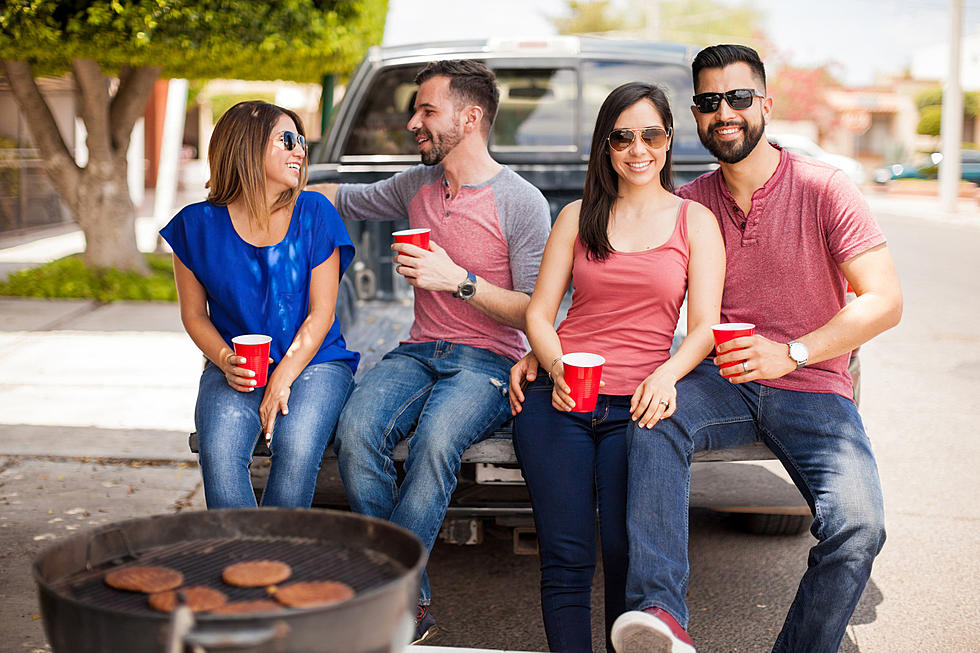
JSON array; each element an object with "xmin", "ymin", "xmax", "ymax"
[
  {"xmin": 581, "ymin": 61, "xmax": 704, "ymax": 158},
  {"xmin": 343, "ymin": 65, "xmax": 421, "ymax": 157},
  {"xmin": 491, "ymin": 68, "xmax": 577, "ymax": 151}
]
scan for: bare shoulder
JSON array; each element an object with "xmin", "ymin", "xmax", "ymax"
[
  {"xmin": 553, "ymin": 200, "xmax": 582, "ymax": 232},
  {"xmin": 683, "ymin": 199, "xmax": 721, "ymax": 234}
]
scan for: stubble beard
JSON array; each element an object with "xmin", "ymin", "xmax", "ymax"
[{"xmin": 418, "ymin": 123, "xmax": 463, "ymax": 166}]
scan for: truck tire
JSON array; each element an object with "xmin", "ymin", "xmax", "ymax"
[{"xmin": 736, "ymin": 512, "xmax": 811, "ymax": 536}]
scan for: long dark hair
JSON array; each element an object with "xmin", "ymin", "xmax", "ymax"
[{"xmin": 579, "ymin": 83, "xmax": 674, "ymax": 261}]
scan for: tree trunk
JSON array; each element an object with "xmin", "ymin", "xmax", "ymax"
[{"xmin": 1, "ymin": 58, "xmax": 159, "ymax": 273}]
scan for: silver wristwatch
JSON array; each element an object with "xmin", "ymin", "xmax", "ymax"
[
  {"xmin": 787, "ymin": 340, "xmax": 809, "ymax": 369},
  {"xmin": 453, "ymin": 270, "xmax": 477, "ymax": 301}
]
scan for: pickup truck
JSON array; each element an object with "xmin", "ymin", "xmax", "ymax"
[{"xmin": 241, "ymin": 37, "xmax": 813, "ymax": 549}]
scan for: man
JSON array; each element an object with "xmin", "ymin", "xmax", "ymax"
[
  {"xmin": 314, "ymin": 60, "xmax": 550, "ymax": 644},
  {"xmin": 607, "ymin": 44, "xmax": 902, "ymax": 653}
]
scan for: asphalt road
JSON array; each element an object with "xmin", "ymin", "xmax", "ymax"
[{"xmin": 1, "ymin": 195, "xmax": 978, "ymax": 652}]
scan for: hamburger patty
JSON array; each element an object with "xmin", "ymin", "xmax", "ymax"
[
  {"xmin": 148, "ymin": 586, "xmax": 228, "ymax": 613},
  {"xmin": 222, "ymin": 560, "xmax": 293, "ymax": 587},
  {"xmin": 273, "ymin": 581, "xmax": 355, "ymax": 609},
  {"xmin": 104, "ymin": 566, "xmax": 184, "ymax": 594}
]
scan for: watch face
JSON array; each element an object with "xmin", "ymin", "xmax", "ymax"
[
  {"xmin": 789, "ymin": 342, "xmax": 807, "ymax": 363},
  {"xmin": 458, "ymin": 281, "xmax": 476, "ymax": 300}
]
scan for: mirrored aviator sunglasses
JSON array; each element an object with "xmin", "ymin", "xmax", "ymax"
[
  {"xmin": 607, "ymin": 127, "xmax": 670, "ymax": 152},
  {"xmin": 277, "ymin": 130, "xmax": 307, "ymax": 151},
  {"xmin": 692, "ymin": 88, "xmax": 765, "ymax": 113}
]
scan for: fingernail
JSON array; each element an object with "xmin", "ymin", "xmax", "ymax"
[
  {"xmin": 282, "ymin": 408, "xmax": 288, "ymax": 415},
  {"xmin": 250, "ymin": 380, "xmax": 256, "ymax": 386}
]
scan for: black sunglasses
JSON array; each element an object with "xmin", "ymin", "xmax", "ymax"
[
  {"xmin": 607, "ymin": 126, "xmax": 670, "ymax": 152},
  {"xmin": 692, "ymin": 89, "xmax": 765, "ymax": 114},
  {"xmin": 275, "ymin": 130, "xmax": 307, "ymax": 151}
]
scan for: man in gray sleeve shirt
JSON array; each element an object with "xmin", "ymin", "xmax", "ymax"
[{"xmin": 313, "ymin": 59, "xmax": 550, "ymax": 643}]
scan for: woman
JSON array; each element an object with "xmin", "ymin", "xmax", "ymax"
[
  {"xmin": 510, "ymin": 83, "xmax": 725, "ymax": 652},
  {"xmin": 160, "ymin": 101, "xmax": 358, "ymax": 508}
]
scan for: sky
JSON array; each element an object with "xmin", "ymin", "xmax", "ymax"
[{"xmin": 383, "ymin": 0, "xmax": 980, "ymax": 87}]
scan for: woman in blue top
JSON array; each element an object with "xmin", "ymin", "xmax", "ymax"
[{"xmin": 161, "ymin": 101, "xmax": 358, "ymax": 508}]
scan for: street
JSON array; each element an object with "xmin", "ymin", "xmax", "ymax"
[{"xmin": 1, "ymin": 194, "xmax": 978, "ymax": 652}]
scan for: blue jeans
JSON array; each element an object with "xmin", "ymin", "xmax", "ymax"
[
  {"xmin": 625, "ymin": 359, "xmax": 885, "ymax": 653},
  {"xmin": 334, "ymin": 341, "xmax": 512, "ymax": 605},
  {"xmin": 513, "ymin": 375, "xmax": 629, "ymax": 653},
  {"xmin": 196, "ymin": 360, "xmax": 354, "ymax": 508}
]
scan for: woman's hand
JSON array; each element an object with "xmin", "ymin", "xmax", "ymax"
[
  {"xmin": 259, "ymin": 375, "xmax": 291, "ymax": 443},
  {"xmin": 549, "ymin": 363, "xmax": 578, "ymax": 412},
  {"xmin": 219, "ymin": 350, "xmax": 262, "ymax": 392},
  {"xmin": 630, "ymin": 369, "xmax": 677, "ymax": 429}
]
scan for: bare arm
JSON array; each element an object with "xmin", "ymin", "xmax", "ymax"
[
  {"xmin": 392, "ymin": 240, "xmax": 532, "ymax": 330},
  {"xmin": 630, "ymin": 202, "xmax": 725, "ymax": 427},
  {"xmin": 717, "ymin": 243, "xmax": 903, "ymax": 380},
  {"xmin": 172, "ymin": 254, "xmax": 255, "ymax": 391},
  {"xmin": 524, "ymin": 202, "xmax": 579, "ymax": 410},
  {"xmin": 258, "ymin": 250, "xmax": 342, "ymax": 437}
]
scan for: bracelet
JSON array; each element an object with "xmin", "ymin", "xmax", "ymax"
[{"xmin": 549, "ymin": 356, "xmax": 562, "ymax": 380}]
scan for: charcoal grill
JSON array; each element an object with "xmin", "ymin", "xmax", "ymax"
[{"xmin": 33, "ymin": 508, "xmax": 425, "ymax": 653}]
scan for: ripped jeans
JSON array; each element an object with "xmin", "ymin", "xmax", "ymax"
[{"xmin": 334, "ymin": 341, "xmax": 512, "ymax": 604}]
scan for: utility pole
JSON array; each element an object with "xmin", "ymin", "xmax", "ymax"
[
  {"xmin": 939, "ymin": 0, "xmax": 963, "ymax": 213},
  {"xmin": 644, "ymin": 1, "xmax": 661, "ymax": 41}
]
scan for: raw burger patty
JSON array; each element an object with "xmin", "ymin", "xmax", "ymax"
[
  {"xmin": 104, "ymin": 566, "xmax": 183, "ymax": 593},
  {"xmin": 273, "ymin": 581, "xmax": 355, "ymax": 608},
  {"xmin": 148, "ymin": 586, "xmax": 228, "ymax": 613},
  {"xmin": 222, "ymin": 560, "xmax": 292, "ymax": 587}
]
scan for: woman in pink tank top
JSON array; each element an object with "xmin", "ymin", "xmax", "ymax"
[{"xmin": 510, "ymin": 83, "xmax": 725, "ymax": 652}]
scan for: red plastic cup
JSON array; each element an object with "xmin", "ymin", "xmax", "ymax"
[
  {"xmin": 711, "ymin": 323, "xmax": 755, "ymax": 369},
  {"xmin": 561, "ymin": 352, "xmax": 605, "ymax": 413},
  {"xmin": 392, "ymin": 228, "xmax": 431, "ymax": 251},
  {"xmin": 232, "ymin": 334, "xmax": 272, "ymax": 388}
]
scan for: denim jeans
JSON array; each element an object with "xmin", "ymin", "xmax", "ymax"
[
  {"xmin": 513, "ymin": 375, "xmax": 629, "ymax": 653},
  {"xmin": 625, "ymin": 359, "xmax": 885, "ymax": 653},
  {"xmin": 334, "ymin": 341, "xmax": 512, "ymax": 605},
  {"xmin": 195, "ymin": 360, "xmax": 354, "ymax": 508}
]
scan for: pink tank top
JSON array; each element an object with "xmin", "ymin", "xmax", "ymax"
[{"xmin": 556, "ymin": 200, "xmax": 691, "ymax": 396}]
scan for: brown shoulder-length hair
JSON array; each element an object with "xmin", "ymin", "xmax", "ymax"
[
  {"xmin": 580, "ymin": 83, "xmax": 674, "ymax": 261},
  {"xmin": 206, "ymin": 101, "xmax": 308, "ymax": 227}
]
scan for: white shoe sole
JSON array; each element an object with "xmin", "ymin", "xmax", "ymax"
[{"xmin": 611, "ymin": 611, "xmax": 696, "ymax": 653}]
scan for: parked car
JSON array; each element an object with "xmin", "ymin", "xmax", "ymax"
[
  {"xmin": 873, "ymin": 149, "xmax": 980, "ymax": 185},
  {"xmin": 767, "ymin": 132, "xmax": 866, "ymax": 186}
]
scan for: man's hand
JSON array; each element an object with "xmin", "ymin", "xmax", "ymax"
[
  {"xmin": 715, "ymin": 335, "xmax": 796, "ymax": 383},
  {"xmin": 392, "ymin": 240, "xmax": 466, "ymax": 293},
  {"xmin": 508, "ymin": 352, "xmax": 538, "ymax": 415}
]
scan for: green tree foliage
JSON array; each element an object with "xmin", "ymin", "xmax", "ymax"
[
  {"xmin": 0, "ymin": 1, "xmax": 387, "ymax": 272},
  {"xmin": 0, "ymin": 0, "xmax": 387, "ymax": 82},
  {"xmin": 554, "ymin": 0, "xmax": 766, "ymax": 50},
  {"xmin": 913, "ymin": 87, "xmax": 979, "ymax": 136},
  {"xmin": 554, "ymin": 1, "xmax": 629, "ymax": 34}
]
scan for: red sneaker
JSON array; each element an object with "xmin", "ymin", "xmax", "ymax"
[{"xmin": 611, "ymin": 607, "xmax": 696, "ymax": 653}]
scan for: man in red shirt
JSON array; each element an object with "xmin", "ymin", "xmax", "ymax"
[{"xmin": 610, "ymin": 45, "xmax": 903, "ymax": 653}]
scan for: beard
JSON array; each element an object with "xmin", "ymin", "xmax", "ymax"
[
  {"xmin": 697, "ymin": 114, "xmax": 765, "ymax": 164},
  {"xmin": 416, "ymin": 122, "xmax": 463, "ymax": 166}
]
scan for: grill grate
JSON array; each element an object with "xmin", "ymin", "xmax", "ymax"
[{"xmin": 63, "ymin": 536, "xmax": 406, "ymax": 616}]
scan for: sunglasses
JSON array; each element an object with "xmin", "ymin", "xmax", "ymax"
[
  {"xmin": 607, "ymin": 126, "xmax": 670, "ymax": 152},
  {"xmin": 692, "ymin": 89, "xmax": 765, "ymax": 114},
  {"xmin": 275, "ymin": 130, "xmax": 307, "ymax": 151}
]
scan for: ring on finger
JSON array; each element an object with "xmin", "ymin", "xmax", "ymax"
[
  {"xmin": 742, "ymin": 361, "xmax": 750, "ymax": 374},
  {"xmin": 659, "ymin": 399, "xmax": 669, "ymax": 407}
]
